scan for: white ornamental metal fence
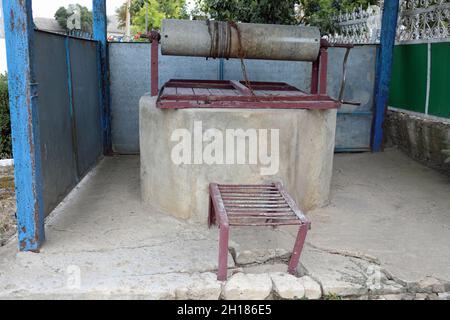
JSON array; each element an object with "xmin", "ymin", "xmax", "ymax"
[
  {"xmin": 328, "ymin": 2, "xmax": 383, "ymax": 44},
  {"xmin": 327, "ymin": 0, "xmax": 450, "ymax": 44},
  {"xmin": 398, "ymin": 0, "xmax": 450, "ymax": 43}
]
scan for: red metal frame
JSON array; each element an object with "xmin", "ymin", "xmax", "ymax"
[
  {"xmin": 319, "ymin": 47, "xmax": 328, "ymax": 95},
  {"xmin": 157, "ymin": 79, "xmax": 340, "ymax": 110},
  {"xmin": 148, "ymin": 33, "xmax": 341, "ymax": 110},
  {"xmin": 164, "ymin": 79, "xmax": 300, "ymax": 91},
  {"xmin": 209, "ymin": 183, "xmax": 310, "ymax": 281}
]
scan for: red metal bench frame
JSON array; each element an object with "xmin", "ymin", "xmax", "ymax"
[{"xmin": 208, "ymin": 183, "xmax": 311, "ymax": 281}]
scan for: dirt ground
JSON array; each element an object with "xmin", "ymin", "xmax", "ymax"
[{"xmin": 0, "ymin": 165, "xmax": 16, "ymax": 246}]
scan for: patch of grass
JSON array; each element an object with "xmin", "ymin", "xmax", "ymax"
[
  {"xmin": 0, "ymin": 166, "xmax": 16, "ymax": 246},
  {"xmin": 0, "ymin": 176, "xmax": 14, "ymax": 189},
  {"xmin": 323, "ymin": 293, "xmax": 343, "ymax": 300}
]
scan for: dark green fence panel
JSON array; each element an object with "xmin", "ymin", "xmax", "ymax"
[
  {"xmin": 429, "ymin": 42, "xmax": 450, "ymax": 119},
  {"xmin": 389, "ymin": 44, "xmax": 427, "ymax": 113},
  {"xmin": 34, "ymin": 31, "xmax": 78, "ymax": 216},
  {"xmin": 34, "ymin": 31, "xmax": 102, "ymax": 216},
  {"xmin": 69, "ymin": 38, "xmax": 103, "ymax": 176}
]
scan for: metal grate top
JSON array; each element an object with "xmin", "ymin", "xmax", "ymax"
[
  {"xmin": 157, "ymin": 79, "xmax": 340, "ymax": 110},
  {"xmin": 210, "ymin": 182, "xmax": 309, "ymax": 227}
]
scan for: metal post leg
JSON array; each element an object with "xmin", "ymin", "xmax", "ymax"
[
  {"xmin": 217, "ymin": 223, "xmax": 229, "ymax": 281},
  {"xmin": 288, "ymin": 223, "xmax": 309, "ymax": 275}
]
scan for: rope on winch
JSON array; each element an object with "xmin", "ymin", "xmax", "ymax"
[{"xmin": 205, "ymin": 20, "xmax": 255, "ymax": 96}]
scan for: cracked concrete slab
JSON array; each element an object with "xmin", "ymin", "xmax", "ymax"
[
  {"xmin": 1, "ymin": 271, "xmax": 219, "ymax": 300},
  {"xmin": 303, "ymin": 149, "xmax": 450, "ymax": 290},
  {"xmin": 0, "ymin": 156, "xmax": 233, "ymax": 299},
  {"xmin": 300, "ymin": 246, "xmax": 372, "ymax": 297},
  {"xmin": 1, "ymin": 149, "xmax": 449, "ymax": 299}
]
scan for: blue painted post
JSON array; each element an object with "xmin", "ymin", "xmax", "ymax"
[
  {"xmin": 2, "ymin": 0, "xmax": 45, "ymax": 251},
  {"xmin": 92, "ymin": 0, "xmax": 112, "ymax": 154},
  {"xmin": 372, "ymin": 0, "xmax": 400, "ymax": 152},
  {"xmin": 218, "ymin": 59, "xmax": 224, "ymax": 80}
]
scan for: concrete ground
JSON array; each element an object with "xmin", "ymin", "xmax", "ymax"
[
  {"xmin": 0, "ymin": 148, "xmax": 449, "ymax": 299},
  {"xmin": 306, "ymin": 148, "xmax": 450, "ymax": 285},
  {"xmin": 293, "ymin": 148, "xmax": 450, "ymax": 298}
]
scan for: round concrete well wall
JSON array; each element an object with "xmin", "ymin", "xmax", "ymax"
[{"xmin": 140, "ymin": 95, "xmax": 337, "ymax": 222}]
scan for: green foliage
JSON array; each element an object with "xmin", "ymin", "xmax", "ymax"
[
  {"xmin": 54, "ymin": 4, "xmax": 93, "ymax": 33},
  {"xmin": 116, "ymin": 0, "xmax": 189, "ymax": 35},
  {"xmin": 116, "ymin": 0, "xmax": 147, "ymax": 29},
  {"xmin": 196, "ymin": 0, "xmax": 377, "ymax": 33},
  {"xmin": 131, "ymin": 1, "xmax": 164, "ymax": 34},
  {"xmin": 0, "ymin": 73, "xmax": 11, "ymax": 159},
  {"xmin": 196, "ymin": 0, "xmax": 299, "ymax": 25},
  {"xmin": 323, "ymin": 293, "xmax": 342, "ymax": 300}
]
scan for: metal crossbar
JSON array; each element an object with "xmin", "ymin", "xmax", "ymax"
[{"xmin": 209, "ymin": 182, "xmax": 311, "ymax": 281}]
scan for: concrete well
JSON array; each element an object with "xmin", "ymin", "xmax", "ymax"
[{"xmin": 140, "ymin": 95, "xmax": 337, "ymax": 222}]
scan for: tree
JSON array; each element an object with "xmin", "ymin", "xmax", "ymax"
[
  {"xmin": 131, "ymin": 0, "xmax": 165, "ymax": 34},
  {"xmin": 196, "ymin": 0, "xmax": 299, "ymax": 25},
  {"xmin": 54, "ymin": 4, "xmax": 93, "ymax": 33},
  {"xmin": 116, "ymin": 0, "xmax": 189, "ymax": 34},
  {"xmin": 196, "ymin": 0, "xmax": 377, "ymax": 33},
  {"xmin": 116, "ymin": 0, "xmax": 146, "ymax": 29}
]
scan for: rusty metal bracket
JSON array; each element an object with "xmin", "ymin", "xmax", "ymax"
[
  {"xmin": 320, "ymin": 40, "xmax": 360, "ymax": 106},
  {"xmin": 141, "ymin": 31, "xmax": 161, "ymax": 96}
]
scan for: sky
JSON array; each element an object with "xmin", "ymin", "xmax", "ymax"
[
  {"xmin": 32, "ymin": 0, "xmax": 126, "ymax": 18},
  {"xmin": 31, "ymin": 0, "xmax": 196, "ymax": 18}
]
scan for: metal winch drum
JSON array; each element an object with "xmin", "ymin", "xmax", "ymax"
[
  {"xmin": 160, "ymin": 19, "xmax": 322, "ymax": 62},
  {"xmin": 145, "ymin": 19, "xmax": 355, "ymax": 105}
]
